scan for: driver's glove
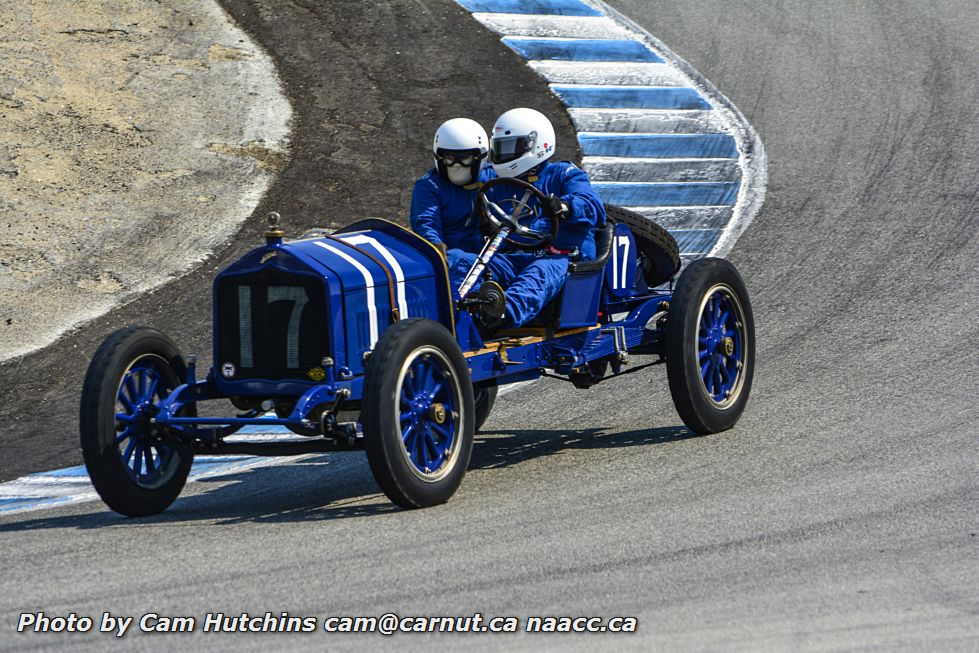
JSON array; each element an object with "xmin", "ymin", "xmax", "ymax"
[{"xmin": 541, "ymin": 194, "xmax": 570, "ymax": 220}]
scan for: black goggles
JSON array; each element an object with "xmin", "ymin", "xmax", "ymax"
[
  {"xmin": 490, "ymin": 133, "xmax": 536, "ymax": 164},
  {"xmin": 436, "ymin": 149, "xmax": 481, "ymax": 167}
]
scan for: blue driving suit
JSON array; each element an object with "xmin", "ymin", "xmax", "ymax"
[
  {"xmin": 410, "ymin": 163, "xmax": 494, "ymax": 254},
  {"xmin": 449, "ymin": 160, "xmax": 606, "ymax": 327}
]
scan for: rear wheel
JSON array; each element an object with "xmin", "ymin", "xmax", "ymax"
[
  {"xmin": 361, "ymin": 319, "xmax": 475, "ymax": 508},
  {"xmin": 569, "ymin": 359, "xmax": 609, "ymax": 389},
  {"xmin": 605, "ymin": 204, "xmax": 681, "ymax": 287},
  {"xmin": 474, "ymin": 383, "xmax": 497, "ymax": 433},
  {"xmin": 666, "ymin": 258, "xmax": 755, "ymax": 434},
  {"xmin": 79, "ymin": 326, "xmax": 194, "ymax": 517}
]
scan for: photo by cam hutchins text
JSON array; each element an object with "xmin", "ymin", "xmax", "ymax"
[
  {"xmin": 17, "ymin": 611, "xmax": 639, "ymax": 636},
  {"xmin": 17, "ymin": 612, "xmax": 316, "ymax": 636}
]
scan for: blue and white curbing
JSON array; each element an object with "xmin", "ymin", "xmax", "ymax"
[
  {"xmin": 0, "ymin": 427, "xmax": 303, "ymax": 517},
  {"xmin": 458, "ymin": 0, "xmax": 767, "ymax": 259},
  {"xmin": 0, "ymin": 0, "xmax": 766, "ymax": 518}
]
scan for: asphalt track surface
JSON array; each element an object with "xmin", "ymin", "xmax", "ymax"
[{"xmin": 2, "ymin": 1, "xmax": 977, "ymax": 651}]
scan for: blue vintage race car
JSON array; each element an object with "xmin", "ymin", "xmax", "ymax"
[{"xmin": 79, "ymin": 177, "xmax": 755, "ymax": 515}]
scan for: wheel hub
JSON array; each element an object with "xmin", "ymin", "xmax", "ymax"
[
  {"xmin": 720, "ymin": 336, "xmax": 734, "ymax": 357},
  {"xmin": 705, "ymin": 325, "xmax": 729, "ymax": 363},
  {"xmin": 429, "ymin": 403, "xmax": 447, "ymax": 424}
]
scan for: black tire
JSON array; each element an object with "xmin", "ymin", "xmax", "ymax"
[
  {"xmin": 361, "ymin": 318, "xmax": 475, "ymax": 509},
  {"xmin": 605, "ymin": 204, "xmax": 681, "ymax": 287},
  {"xmin": 79, "ymin": 326, "xmax": 195, "ymax": 517},
  {"xmin": 474, "ymin": 382, "xmax": 498, "ymax": 432},
  {"xmin": 665, "ymin": 258, "xmax": 755, "ymax": 434}
]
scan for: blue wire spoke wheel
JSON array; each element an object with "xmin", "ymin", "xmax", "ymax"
[
  {"xmin": 666, "ymin": 258, "xmax": 755, "ymax": 434},
  {"xmin": 362, "ymin": 318, "xmax": 475, "ymax": 509},
  {"xmin": 396, "ymin": 346, "xmax": 461, "ymax": 481},
  {"xmin": 113, "ymin": 356, "xmax": 182, "ymax": 489},
  {"xmin": 696, "ymin": 285, "xmax": 748, "ymax": 408},
  {"xmin": 80, "ymin": 326, "xmax": 195, "ymax": 517}
]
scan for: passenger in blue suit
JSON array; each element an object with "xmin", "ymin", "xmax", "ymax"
[
  {"xmin": 410, "ymin": 118, "xmax": 492, "ymax": 272},
  {"xmin": 449, "ymin": 108, "xmax": 606, "ymax": 329}
]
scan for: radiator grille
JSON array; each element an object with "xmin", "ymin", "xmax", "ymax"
[{"xmin": 216, "ymin": 269, "xmax": 327, "ymax": 381}]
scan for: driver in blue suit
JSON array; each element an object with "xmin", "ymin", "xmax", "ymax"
[
  {"xmin": 450, "ymin": 108, "xmax": 606, "ymax": 330},
  {"xmin": 410, "ymin": 118, "xmax": 493, "ymax": 271}
]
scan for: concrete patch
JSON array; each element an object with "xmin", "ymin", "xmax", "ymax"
[{"xmin": 0, "ymin": 1, "xmax": 291, "ymax": 363}]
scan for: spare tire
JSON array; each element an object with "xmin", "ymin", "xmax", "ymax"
[{"xmin": 605, "ymin": 204, "xmax": 681, "ymax": 287}]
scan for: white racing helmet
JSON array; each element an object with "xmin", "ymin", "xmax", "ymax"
[
  {"xmin": 490, "ymin": 108, "xmax": 556, "ymax": 178},
  {"xmin": 433, "ymin": 118, "xmax": 488, "ymax": 186}
]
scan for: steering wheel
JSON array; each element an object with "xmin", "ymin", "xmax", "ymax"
[{"xmin": 476, "ymin": 177, "xmax": 558, "ymax": 251}]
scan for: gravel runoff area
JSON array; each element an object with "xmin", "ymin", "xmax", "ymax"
[{"xmin": 0, "ymin": 0, "xmax": 291, "ymax": 362}]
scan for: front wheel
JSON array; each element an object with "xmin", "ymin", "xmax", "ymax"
[
  {"xmin": 666, "ymin": 258, "xmax": 755, "ymax": 434},
  {"xmin": 361, "ymin": 318, "xmax": 475, "ymax": 508},
  {"xmin": 79, "ymin": 326, "xmax": 195, "ymax": 516}
]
